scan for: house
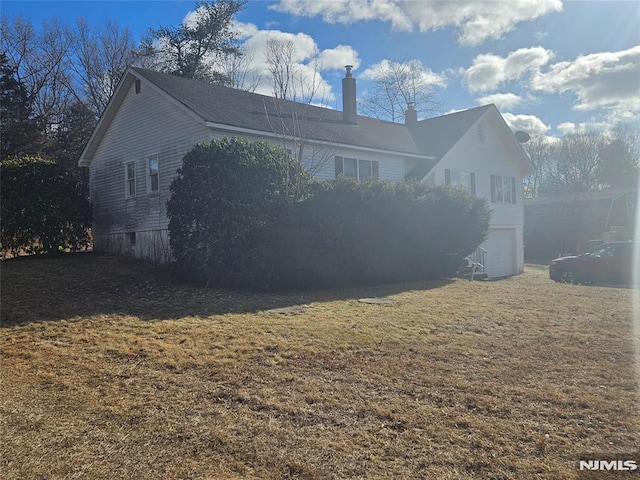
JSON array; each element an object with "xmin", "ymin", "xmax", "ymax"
[
  {"xmin": 524, "ymin": 188, "xmax": 638, "ymax": 259},
  {"xmin": 79, "ymin": 66, "xmax": 533, "ymax": 278}
]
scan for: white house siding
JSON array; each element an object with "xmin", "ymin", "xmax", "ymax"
[
  {"xmin": 429, "ymin": 115, "xmax": 526, "ymax": 277},
  {"xmin": 90, "ymin": 87, "xmax": 409, "ymax": 262},
  {"xmin": 310, "ymin": 147, "xmax": 407, "ymax": 182},
  {"xmin": 89, "ymin": 80, "xmax": 212, "ymax": 260}
]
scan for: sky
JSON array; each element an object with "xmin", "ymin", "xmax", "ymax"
[{"xmin": 3, "ymin": 0, "xmax": 640, "ymax": 139}]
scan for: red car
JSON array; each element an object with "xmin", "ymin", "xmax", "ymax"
[{"xmin": 549, "ymin": 241, "xmax": 638, "ymax": 285}]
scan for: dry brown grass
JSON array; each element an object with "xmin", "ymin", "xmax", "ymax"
[{"xmin": 1, "ymin": 252, "xmax": 638, "ymax": 479}]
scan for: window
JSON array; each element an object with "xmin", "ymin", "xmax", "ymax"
[
  {"xmin": 147, "ymin": 155, "xmax": 159, "ymax": 193},
  {"xmin": 490, "ymin": 175, "xmax": 517, "ymax": 204},
  {"xmin": 343, "ymin": 157, "xmax": 357, "ymax": 177},
  {"xmin": 126, "ymin": 232, "xmax": 136, "ymax": 246},
  {"xmin": 125, "ymin": 161, "xmax": 136, "ymax": 197},
  {"xmin": 359, "ymin": 160, "xmax": 373, "ymax": 179},
  {"xmin": 335, "ymin": 156, "xmax": 379, "ymax": 181},
  {"xmin": 445, "ymin": 169, "xmax": 476, "ymax": 195},
  {"xmin": 135, "ymin": 79, "xmax": 141, "ymax": 94}
]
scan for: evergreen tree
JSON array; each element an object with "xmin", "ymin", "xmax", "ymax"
[
  {"xmin": 141, "ymin": 0, "xmax": 246, "ymax": 83},
  {"xmin": 0, "ymin": 53, "xmax": 44, "ymax": 158},
  {"xmin": 48, "ymin": 102, "xmax": 97, "ymax": 173},
  {"xmin": 597, "ymin": 134, "xmax": 640, "ymax": 189},
  {"xmin": 1, "ymin": 156, "xmax": 92, "ymax": 256}
]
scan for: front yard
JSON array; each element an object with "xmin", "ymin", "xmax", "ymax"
[{"xmin": 1, "ymin": 253, "xmax": 638, "ymax": 479}]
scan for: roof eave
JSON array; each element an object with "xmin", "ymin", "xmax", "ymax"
[
  {"xmin": 78, "ymin": 68, "xmax": 137, "ymax": 168},
  {"xmin": 79, "ymin": 67, "xmax": 209, "ymax": 168},
  {"xmin": 487, "ymin": 105, "xmax": 535, "ymax": 176},
  {"xmin": 204, "ymin": 121, "xmax": 434, "ymax": 160}
]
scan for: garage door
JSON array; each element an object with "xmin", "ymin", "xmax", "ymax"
[{"xmin": 485, "ymin": 228, "xmax": 516, "ymax": 278}]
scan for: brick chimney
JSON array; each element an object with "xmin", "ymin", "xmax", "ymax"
[
  {"xmin": 342, "ymin": 65, "xmax": 357, "ymax": 124},
  {"xmin": 405, "ymin": 102, "xmax": 417, "ymax": 125}
]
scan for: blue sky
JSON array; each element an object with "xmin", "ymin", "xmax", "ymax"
[{"xmin": 3, "ymin": 0, "xmax": 640, "ymax": 138}]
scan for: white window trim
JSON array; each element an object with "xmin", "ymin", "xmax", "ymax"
[
  {"xmin": 335, "ymin": 156, "xmax": 379, "ymax": 181},
  {"xmin": 147, "ymin": 154, "xmax": 159, "ymax": 194},
  {"xmin": 445, "ymin": 168, "xmax": 476, "ymax": 195},
  {"xmin": 491, "ymin": 174, "xmax": 517, "ymax": 204},
  {"xmin": 125, "ymin": 161, "xmax": 136, "ymax": 198}
]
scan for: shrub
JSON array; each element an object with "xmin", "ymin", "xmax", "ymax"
[
  {"xmin": 0, "ymin": 156, "xmax": 92, "ymax": 257},
  {"xmin": 167, "ymin": 139, "xmax": 490, "ymax": 290},
  {"xmin": 166, "ymin": 138, "xmax": 310, "ymax": 286},
  {"xmin": 244, "ymin": 178, "xmax": 491, "ymax": 289}
]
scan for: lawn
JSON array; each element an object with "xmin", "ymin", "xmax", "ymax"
[{"xmin": 1, "ymin": 253, "xmax": 638, "ymax": 479}]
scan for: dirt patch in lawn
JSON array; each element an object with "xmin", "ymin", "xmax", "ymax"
[{"xmin": 1, "ymin": 254, "xmax": 638, "ymax": 479}]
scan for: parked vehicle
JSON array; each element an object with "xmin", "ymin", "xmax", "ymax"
[{"xmin": 549, "ymin": 241, "xmax": 638, "ymax": 285}]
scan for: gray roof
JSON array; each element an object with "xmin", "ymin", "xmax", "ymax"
[
  {"xmin": 411, "ymin": 105, "xmax": 492, "ymax": 158},
  {"xmin": 82, "ymin": 67, "xmax": 532, "ymax": 176},
  {"xmin": 131, "ymin": 67, "xmax": 424, "ymax": 157},
  {"xmin": 405, "ymin": 105, "xmax": 492, "ymax": 178}
]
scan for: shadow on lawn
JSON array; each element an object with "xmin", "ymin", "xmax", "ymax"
[{"xmin": 0, "ymin": 251, "xmax": 453, "ymax": 327}]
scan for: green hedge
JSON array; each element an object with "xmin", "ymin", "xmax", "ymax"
[
  {"xmin": 167, "ymin": 139, "xmax": 491, "ymax": 290},
  {"xmin": 166, "ymin": 138, "xmax": 310, "ymax": 286},
  {"xmin": 0, "ymin": 156, "xmax": 92, "ymax": 256},
  {"xmin": 244, "ymin": 177, "xmax": 491, "ymax": 289}
]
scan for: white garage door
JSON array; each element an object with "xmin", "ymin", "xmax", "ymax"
[{"xmin": 485, "ymin": 228, "xmax": 516, "ymax": 278}]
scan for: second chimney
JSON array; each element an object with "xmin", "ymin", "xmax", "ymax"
[
  {"xmin": 405, "ymin": 102, "xmax": 418, "ymax": 125},
  {"xmin": 342, "ymin": 65, "xmax": 357, "ymax": 124}
]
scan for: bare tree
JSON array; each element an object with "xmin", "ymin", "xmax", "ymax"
[
  {"xmin": 69, "ymin": 18, "xmax": 137, "ymax": 116},
  {"xmin": 262, "ymin": 37, "xmax": 336, "ymax": 186},
  {"xmin": 533, "ymin": 131, "xmax": 635, "ymax": 196},
  {"xmin": 1, "ymin": 16, "xmax": 74, "ymax": 126},
  {"xmin": 523, "ymin": 134, "xmax": 555, "ymax": 197},
  {"xmin": 265, "ymin": 37, "xmax": 297, "ymax": 100},
  {"xmin": 359, "ymin": 59, "xmax": 442, "ymax": 123},
  {"xmin": 219, "ymin": 45, "xmax": 261, "ymax": 92},
  {"xmin": 556, "ymin": 131, "xmax": 605, "ymax": 191}
]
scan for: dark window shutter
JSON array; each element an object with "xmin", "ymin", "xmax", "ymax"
[
  {"xmin": 511, "ymin": 177, "xmax": 517, "ymax": 204},
  {"xmin": 490, "ymin": 175, "xmax": 496, "ymax": 203},
  {"xmin": 470, "ymin": 172, "xmax": 476, "ymax": 196},
  {"xmin": 335, "ymin": 156, "xmax": 343, "ymax": 176},
  {"xmin": 372, "ymin": 161, "xmax": 379, "ymax": 178},
  {"xmin": 444, "ymin": 169, "xmax": 451, "ymax": 185}
]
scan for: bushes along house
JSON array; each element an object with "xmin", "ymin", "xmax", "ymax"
[{"xmin": 167, "ymin": 140, "xmax": 491, "ymax": 290}]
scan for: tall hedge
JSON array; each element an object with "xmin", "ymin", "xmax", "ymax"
[
  {"xmin": 167, "ymin": 139, "xmax": 491, "ymax": 290},
  {"xmin": 0, "ymin": 156, "xmax": 92, "ymax": 256},
  {"xmin": 246, "ymin": 177, "xmax": 491, "ymax": 289},
  {"xmin": 166, "ymin": 138, "xmax": 310, "ymax": 286}
]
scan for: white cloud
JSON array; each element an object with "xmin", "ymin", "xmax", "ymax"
[
  {"xmin": 531, "ymin": 45, "xmax": 640, "ymax": 122},
  {"xmin": 233, "ymin": 20, "xmax": 259, "ymax": 39},
  {"xmin": 557, "ymin": 122, "xmax": 576, "ymax": 135},
  {"xmin": 271, "ymin": 0, "xmax": 412, "ymax": 31},
  {"xmin": 316, "ymin": 45, "xmax": 360, "ymax": 70},
  {"xmin": 556, "ymin": 120, "xmax": 610, "ymax": 135},
  {"xmin": 182, "ymin": 6, "xmax": 207, "ymax": 28},
  {"xmin": 224, "ymin": 21, "xmax": 362, "ymax": 102},
  {"xmin": 502, "ymin": 112, "xmax": 550, "ymax": 136},
  {"xmin": 271, "ymin": 0, "xmax": 562, "ymax": 46},
  {"xmin": 462, "ymin": 47, "xmax": 554, "ymax": 92},
  {"xmin": 476, "ymin": 93, "xmax": 522, "ymax": 109},
  {"xmin": 361, "ymin": 59, "xmax": 446, "ymax": 88}
]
